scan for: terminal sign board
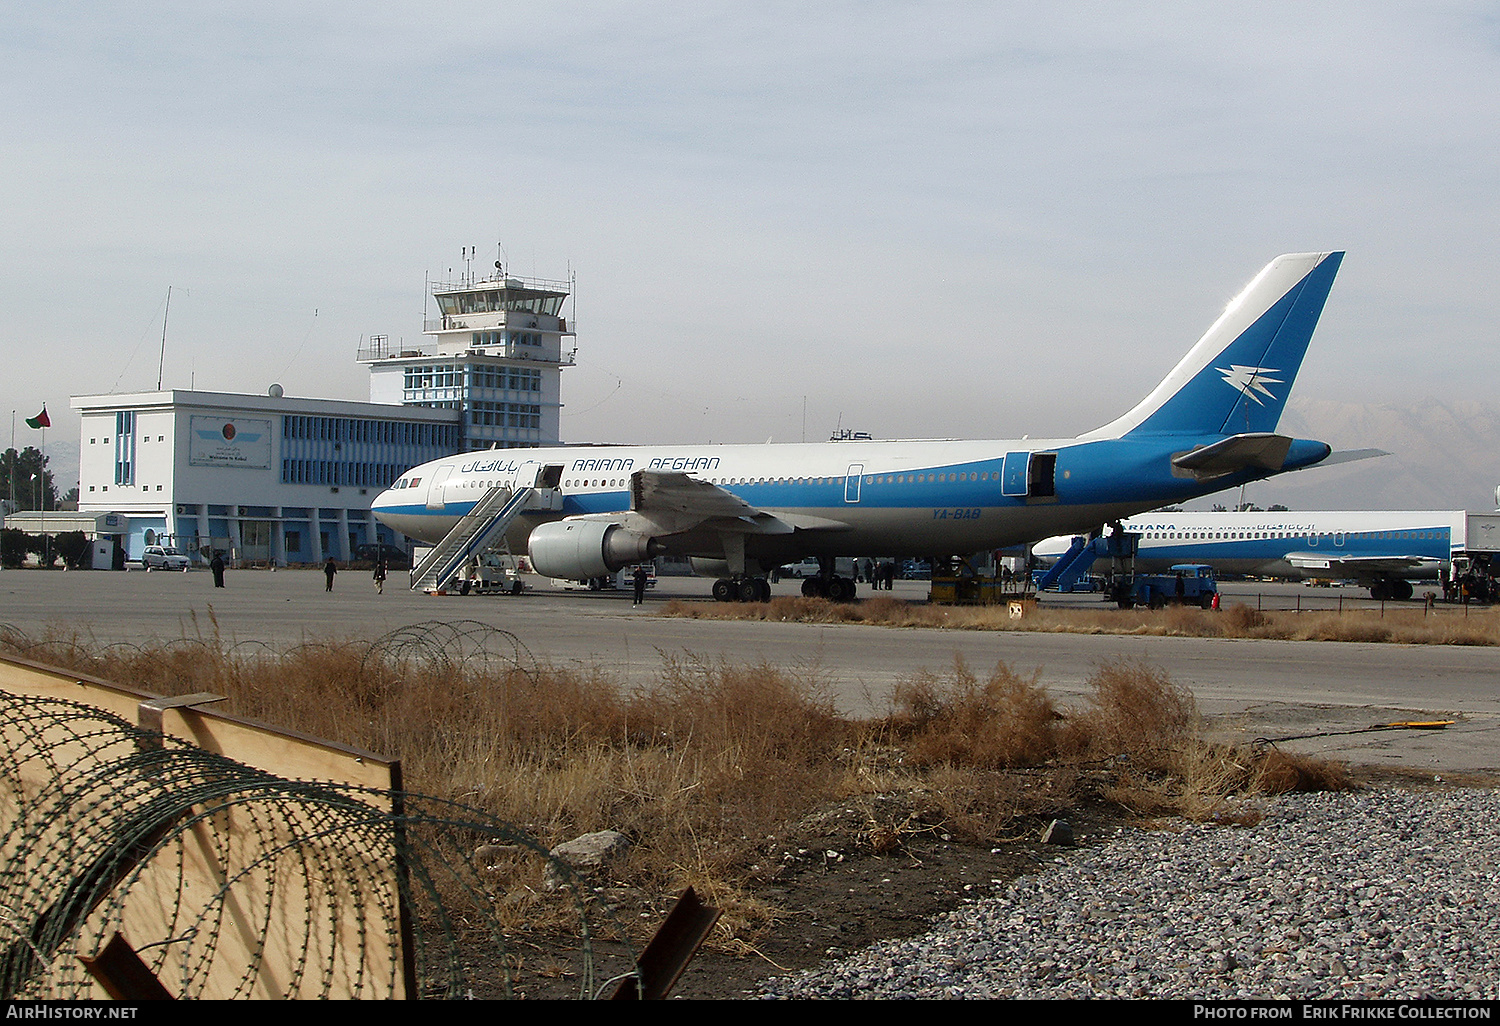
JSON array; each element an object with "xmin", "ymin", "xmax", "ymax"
[{"xmin": 189, "ymin": 416, "xmax": 272, "ymax": 470}]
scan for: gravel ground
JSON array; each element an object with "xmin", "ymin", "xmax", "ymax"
[{"xmin": 757, "ymin": 788, "xmax": 1500, "ymax": 1000}]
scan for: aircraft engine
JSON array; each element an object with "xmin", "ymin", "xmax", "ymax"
[
  {"xmin": 527, "ymin": 519, "xmax": 661, "ymax": 580},
  {"xmin": 689, "ymin": 557, "xmax": 774, "ymax": 578}
]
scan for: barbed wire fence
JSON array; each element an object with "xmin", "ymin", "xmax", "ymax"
[
  {"xmin": 0, "ymin": 620, "xmax": 539, "ymax": 686},
  {"xmin": 359, "ymin": 620, "xmax": 538, "ymax": 678},
  {"xmin": 0, "ymin": 621, "xmax": 632, "ymax": 1000}
]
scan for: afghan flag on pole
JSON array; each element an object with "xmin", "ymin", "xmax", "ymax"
[{"xmin": 25, "ymin": 407, "xmax": 50, "ymax": 429}]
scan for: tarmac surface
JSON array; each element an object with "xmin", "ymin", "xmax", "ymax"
[{"xmin": 2, "ymin": 566, "xmax": 1497, "ymax": 775}]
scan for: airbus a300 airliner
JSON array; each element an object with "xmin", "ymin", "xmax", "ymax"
[{"xmin": 373, "ymin": 252, "xmax": 1347, "ymax": 601}]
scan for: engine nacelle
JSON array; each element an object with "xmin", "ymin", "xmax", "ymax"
[
  {"xmin": 689, "ymin": 557, "xmax": 774, "ymax": 579},
  {"xmin": 689, "ymin": 557, "xmax": 731, "ymax": 579},
  {"xmin": 527, "ymin": 519, "xmax": 659, "ymax": 580}
]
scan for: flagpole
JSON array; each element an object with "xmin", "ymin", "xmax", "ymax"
[
  {"xmin": 18, "ymin": 406, "xmax": 53, "ymax": 563},
  {"xmin": 40, "ymin": 413, "xmax": 47, "ymax": 568},
  {"xmin": 4, "ymin": 409, "xmax": 10, "ymax": 571},
  {"xmin": 157, "ymin": 286, "xmax": 172, "ymax": 391}
]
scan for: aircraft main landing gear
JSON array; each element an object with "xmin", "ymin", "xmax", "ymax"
[
  {"xmin": 800, "ymin": 575, "xmax": 857, "ymax": 602},
  {"xmin": 1370, "ymin": 579, "xmax": 1414, "ymax": 601},
  {"xmin": 713, "ymin": 576, "xmax": 771, "ymax": 603}
]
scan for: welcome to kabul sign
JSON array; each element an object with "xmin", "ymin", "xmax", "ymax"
[{"xmin": 189, "ymin": 416, "xmax": 272, "ymax": 470}]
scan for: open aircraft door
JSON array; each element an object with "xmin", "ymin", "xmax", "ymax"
[
  {"xmin": 515, "ymin": 460, "xmax": 566, "ymax": 511},
  {"xmin": 1001, "ymin": 451, "xmax": 1057, "ymax": 500}
]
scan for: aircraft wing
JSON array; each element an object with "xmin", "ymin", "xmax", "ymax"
[
  {"xmin": 631, "ymin": 470, "xmax": 759, "ymax": 519},
  {"xmin": 1284, "ymin": 553, "xmax": 1433, "ymax": 576},
  {"xmin": 571, "ymin": 471, "xmax": 852, "ymax": 537}
]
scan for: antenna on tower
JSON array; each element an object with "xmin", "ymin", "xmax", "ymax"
[{"xmin": 157, "ymin": 286, "xmax": 172, "ymax": 390}]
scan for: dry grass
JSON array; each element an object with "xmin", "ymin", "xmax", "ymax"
[
  {"xmin": 868, "ymin": 654, "xmax": 1337, "ymax": 827},
  {"xmin": 1250, "ymin": 746, "xmax": 1356, "ymax": 794},
  {"xmin": 889, "ymin": 659, "xmax": 1059, "ymax": 769},
  {"xmin": 663, "ymin": 594, "xmax": 1500, "ymax": 645},
  {"xmin": 1066, "ymin": 658, "xmax": 1198, "ymax": 771},
  {"xmin": 0, "ymin": 626, "xmax": 1353, "ymax": 947}
]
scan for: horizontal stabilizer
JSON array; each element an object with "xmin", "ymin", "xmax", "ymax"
[
  {"xmin": 1314, "ymin": 448, "xmax": 1389, "ymax": 468},
  {"xmin": 1171, "ymin": 433, "xmax": 1294, "ymax": 480}
]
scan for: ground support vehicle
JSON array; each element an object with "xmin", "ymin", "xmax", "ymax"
[
  {"xmin": 458, "ymin": 554, "xmax": 525, "ymax": 595},
  {"xmin": 1030, "ymin": 567, "xmax": 1100, "ymax": 593},
  {"xmin": 1107, "ymin": 564, "xmax": 1218, "ymax": 609},
  {"xmin": 589, "ymin": 564, "xmax": 657, "ymax": 592},
  {"xmin": 553, "ymin": 564, "xmax": 657, "ymax": 593}
]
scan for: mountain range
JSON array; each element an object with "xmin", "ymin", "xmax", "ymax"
[{"xmin": 1227, "ymin": 397, "xmax": 1500, "ymax": 513}]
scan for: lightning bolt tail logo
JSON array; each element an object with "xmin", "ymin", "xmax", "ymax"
[{"xmin": 1216, "ymin": 364, "xmax": 1283, "ymax": 406}]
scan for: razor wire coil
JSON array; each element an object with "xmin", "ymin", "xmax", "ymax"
[{"xmin": 0, "ymin": 688, "xmax": 617, "ymax": 1000}]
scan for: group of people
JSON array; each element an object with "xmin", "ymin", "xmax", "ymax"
[
  {"xmin": 1445, "ymin": 569, "xmax": 1498, "ymax": 605},
  {"xmin": 857, "ymin": 559, "xmax": 899, "ymax": 590},
  {"xmin": 324, "ymin": 557, "xmax": 387, "ymax": 594},
  {"xmin": 204, "ymin": 555, "xmax": 388, "ymax": 594},
  {"xmin": 328, "ymin": 558, "xmax": 386, "ymax": 594}
]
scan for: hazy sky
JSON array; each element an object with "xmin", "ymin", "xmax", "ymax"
[{"xmin": 4, "ymin": 2, "xmax": 1498, "ymax": 466}]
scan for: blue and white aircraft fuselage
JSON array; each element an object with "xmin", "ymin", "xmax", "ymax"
[
  {"xmin": 373, "ymin": 252, "xmax": 1347, "ymax": 599},
  {"xmin": 1036, "ymin": 510, "xmax": 1459, "ymax": 600}
]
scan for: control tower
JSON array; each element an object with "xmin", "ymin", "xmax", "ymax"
[{"xmin": 360, "ymin": 265, "xmax": 575, "ymax": 450}]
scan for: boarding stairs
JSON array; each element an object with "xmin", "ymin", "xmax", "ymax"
[
  {"xmin": 411, "ymin": 485, "xmax": 535, "ymax": 592},
  {"xmin": 1034, "ymin": 536, "xmax": 1099, "ymax": 592}
]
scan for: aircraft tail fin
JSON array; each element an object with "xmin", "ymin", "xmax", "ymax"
[{"xmin": 1081, "ymin": 251, "xmax": 1343, "ymax": 440}]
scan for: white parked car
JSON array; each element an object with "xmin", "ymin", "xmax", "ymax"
[
  {"xmin": 140, "ymin": 545, "xmax": 191, "ymax": 571},
  {"xmin": 775, "ymin": 558, "xmax": 823, "ymax": 579}
]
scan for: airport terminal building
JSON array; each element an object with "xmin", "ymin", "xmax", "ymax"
[
  {"xmin": 59, "ymin": 271, "xmax": 574, "ymax": 567},
  {"xmin": 69, "ymin": 389, "xmax": 461, "ymax": 566}
]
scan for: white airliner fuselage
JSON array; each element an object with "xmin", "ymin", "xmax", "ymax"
[
  {"xmin": 374, "ymin": 252, "xmax": 1348, "ymax": 600},
  {"xmin": 1035, "ymin": 509, "xmax": 1460, "ymax": 600}
]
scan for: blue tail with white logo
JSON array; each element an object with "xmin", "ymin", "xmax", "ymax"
[{"xmin": 1082, "ymin": 252, "xmax": 1343, "ymax": 441}]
